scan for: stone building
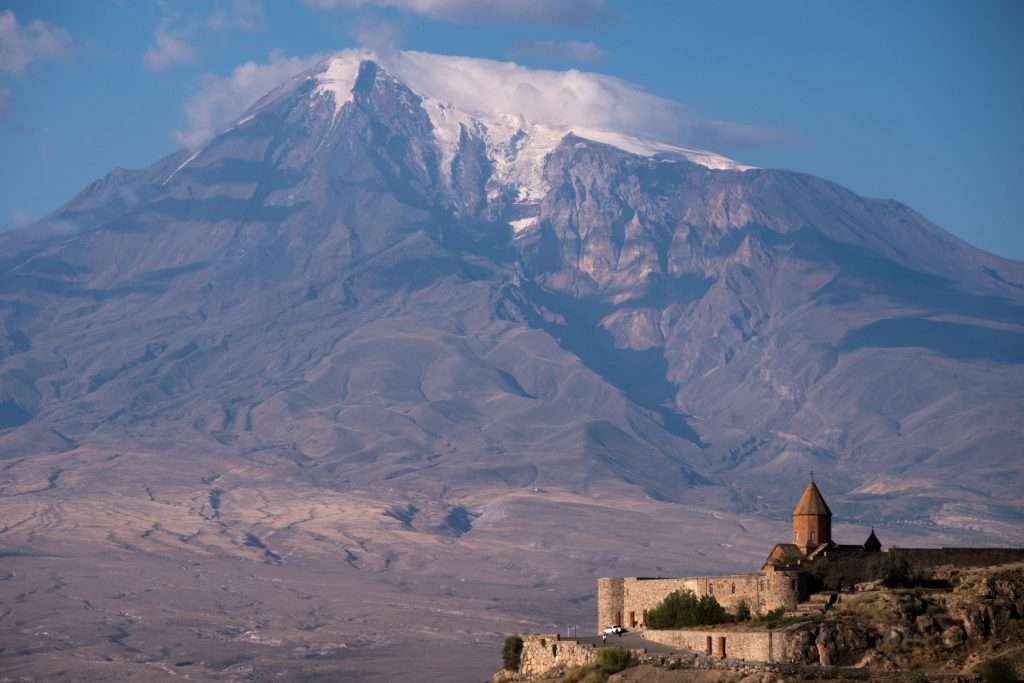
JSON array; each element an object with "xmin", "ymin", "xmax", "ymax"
[{"xmin": 597, "ymin": 479, "xmax": 1024, "ymax": 633}]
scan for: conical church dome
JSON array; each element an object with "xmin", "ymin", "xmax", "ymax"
[{"xmin": 793, "ymin": 480, "xmax": 832, "ymax": 517}]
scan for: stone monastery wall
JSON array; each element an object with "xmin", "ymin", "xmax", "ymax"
[
  {"xmin": 800, "ymin": 547, "xmax": 1024, "ymax": 589},
  {"xmin": 641, "ymin": 627, "xmax": 785, "ymax": 662},
  {"xmin": 598, "ymin": 571, "xmax": 801, "ymax": 632},
  {"xmin": 518, "ymin": 634, "xmax": 597, "ymax": 677},
  {"xmin": 892, "ymin": 547, "xmax": 1024, "ymax": 571}
]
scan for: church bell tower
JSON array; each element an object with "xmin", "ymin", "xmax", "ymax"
[{"xmin": 792, "ymin": 478, "xmax": 832, "ymax": 555}]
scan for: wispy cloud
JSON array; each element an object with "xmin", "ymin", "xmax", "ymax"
[
  {"xmin": 143, "ymin": 24, "xmax": 197, "ymax": 71},
  {"xmin": 508, "ymin": 39, "xmax": 604, "ymax": 64},
  {"xmin": 305, "ymin": 0, "xmax": 606, "ymax": 25},
  {"xmin": 144, "ymin": 2, "xmax": 266, "ymax": 72},
  {"xmin": 175, "ymin": 48, "xmax": 784, "ymax": 154},
  {"xmin": 351, "ymin": 16, "xmax": 404, "ymax": 57},
  {"xmin": 0, "ymin": 10, "xmax": 72, "ymax": 76},
  {"xmin": 387, "ymin": 51, "xmax": 783, "ymax": 149},
  {"xmin": 206, "ymin": 0, "xmax": 267, "ymax": 33},
  {"xmin": 175, "ymin": 49, "xmax": 322, "ymax": 149}
]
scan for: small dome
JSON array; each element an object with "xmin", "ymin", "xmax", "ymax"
[{"xmin": 864, "ymin": 528, "xmax": 882, "ymax": 551}]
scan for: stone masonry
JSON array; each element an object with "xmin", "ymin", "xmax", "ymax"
[
  {"xmin": 598, "ymin": 571, "xmax": 803, "ymax": 631},
  {"xmin": 517, "ymin": 634, "xmax": 598, "ymax": 677}
]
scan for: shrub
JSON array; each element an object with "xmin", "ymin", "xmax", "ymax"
[
  {"xmin": 645, "ymin": 589, "xmax": 728, "ymax": 629},
  {"xmin": 595, "ymin": 646, "xmax": 632, "ymax": 673},
  {"xmin": 501, "ymin": 635, "xmax": 523, "ymax": 671},
  {"xmin": 560, "ymin": 666, "xmax": 589, "ymax": 683},
  {"xmin": 559, "ymin": 649, "xmax": 633, "ymax": 683},
  {"xmin": 560, "ymin": 666, "xmax": 609, "ymax": 683},
  {"xmin": 880, "ymin": 555, "xmax": 915, "ymax": 588},
  {"xmin": 979, "ymin": 657, "xmax": 1017, "ymax": 683},
  {"xmin": 750, "ymin": 607, "xmax": 788, "ymax": 628},
  {"xmin": 735, "ymin": 599, "xmax": 752, "ymax": 621}
]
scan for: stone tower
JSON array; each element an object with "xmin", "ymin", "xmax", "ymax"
[{"xmin": 792, "ymin": 479, "xmax": 832, "ymax": 554}]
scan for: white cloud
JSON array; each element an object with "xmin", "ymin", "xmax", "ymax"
[
  {"xmin": 0, "ymin": 10, "xmax": 72, "ymax": 76},
  {"xmin": 143, "ymin": 25, "xmax": 198, "ymax": 71},
  {"xmin": 508, "ymin": 39, "xmax": 604, "ymax": 64},
  {"xmin": 175, "ymin": 49, "xmax": 322, "ymax": 149},
  {"xmin": 305, "ymin": 0, "xmax": 606, "ymax": 24},
  {"xmin": 386, "ymin": 51, "xmax": 757, "ymax": 148},
  {"xmin": 175, "ymin": 48, "xmax": 783, "ymax": 153},
  {"xmin": 207, "ymin": 0, "xmax": 266, "ymax": 32}
]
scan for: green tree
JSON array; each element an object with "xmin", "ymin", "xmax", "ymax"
[
  {"xmin": 645, "ymin": 589, "xmax": 728, "ymax": 629},
  {"xmin": 735, "ymin": 599, "xmax": 751, "ymax": 621},
  {"xmin": 502, "ymin": 635, "xmax": 523, "ymax": 671}
]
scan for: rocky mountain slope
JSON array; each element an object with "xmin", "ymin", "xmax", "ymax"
[{"xmin": 1, "ymin": 53, "xmax": 1023, "ymax": 536}]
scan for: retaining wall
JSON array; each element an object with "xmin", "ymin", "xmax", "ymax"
[{"xmin": 640, "ymin": 627, "xmax": 783, "ymax": 662}]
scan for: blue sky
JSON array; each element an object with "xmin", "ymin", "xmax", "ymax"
[{"xmin": 1, "ymin": 0, "xmax": 1022, "ymax": 258}]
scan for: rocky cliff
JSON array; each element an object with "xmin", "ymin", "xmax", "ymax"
[{"xmin": 791, "ymin": 562, "xmax": 1024, "ymax": 672}]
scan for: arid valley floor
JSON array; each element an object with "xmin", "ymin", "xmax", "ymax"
[{"xmin": 2, "ymin": 447, "xmax": 1010, "ymax": 682}]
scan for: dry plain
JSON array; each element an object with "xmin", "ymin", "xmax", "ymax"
[{"xmin": 0, "ymin": 446, "xmax": 989, "ymax": 682}]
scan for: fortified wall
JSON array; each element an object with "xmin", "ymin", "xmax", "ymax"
[
  {"xmin": 641, "ymin": 627, "xmax": 786, "ymax": 662},
  {"xmin": 796, "ymin": 546, "xmax": 1024, "ymax": 589},
  {"xmin": 891, "ymin": 547, "xmax": 1024, "ymax": 571},
  {"xmin": 517, "ymin": 634, "xmax": 598, "ymax": 677},
  {"xmin": 516, "ymin": 627, "xmax": 796, "ymax": 677},
  {"xmin": 598, "ymin": 571, "xmax": 804, "ymax": 630}
]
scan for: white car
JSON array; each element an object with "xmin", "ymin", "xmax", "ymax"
[{"xmin": 602, "ymin": 625, "xmax": 625, "ymax": 635}]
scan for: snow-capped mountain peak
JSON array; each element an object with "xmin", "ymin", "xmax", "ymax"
[
  {"xmin": 284, "ymin": 52, "xmax": 754, "ymax": 216},
  {"xmin": 313, "ymin": 56, "xmax": 362, "ymax": 121}
]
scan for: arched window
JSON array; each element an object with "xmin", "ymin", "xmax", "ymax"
[
  {"xmin": 730, "ymin": 583, "xmax": 736, "ymax": 594},
  {"xmin": 810, "ymin": 531, "xmax": 816, "ymax": 543},
  {"xmin": 552, "ymin": 644, "xmax": 557, "ymax": 657}
]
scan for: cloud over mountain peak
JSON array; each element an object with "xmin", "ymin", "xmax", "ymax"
[{"xmin": 176, "ymin": 48, "xmax": 781, "ymax": 155}]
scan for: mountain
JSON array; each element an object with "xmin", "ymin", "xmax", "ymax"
[
  {"xmin": 3, "ymin": 51, "xmax": 1024, "ymax": 682},
  {"xmin": 2, "ymin": 53, "xmax": 1023, "ymax": 530}
]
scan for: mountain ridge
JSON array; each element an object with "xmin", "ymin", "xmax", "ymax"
[{"xmin": 1, "ymin": 55, "xmax": 1022, "ymax": 540}]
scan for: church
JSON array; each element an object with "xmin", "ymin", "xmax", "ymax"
[
  {"xmin": 761, "ymin": 479, "xmax": 881, "ymax": 572},
  {"xmin": 598, "ymin": 479, "xmax": 1024, "ymax": 632}
]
